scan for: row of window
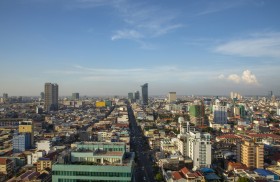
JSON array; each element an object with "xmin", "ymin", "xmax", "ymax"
[
  {"xmin": 53, "ymin": 171, "xmax": 131, "ymax": 178},
  {"xmin": 58, "ymin": 179, "xmax": 130, "ymax": 182}
]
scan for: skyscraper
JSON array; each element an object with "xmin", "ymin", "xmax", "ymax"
[
  {"xmin": 141, "ymin": 83, "xmax": 148, "ymax": 105},
  {"xmin": 134, "ymin": 91, "xmax": 140, "ymax": 100},
  {"xmin": 44, "ymin": 83, "xmax": 59, "ymax": 111}
]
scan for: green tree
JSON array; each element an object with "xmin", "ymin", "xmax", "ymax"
[
  {"xmin": 237, "ymin": 177, "xmax": 250, "ymax": 182},
  {"xmin": 155, "ymin": 172, "xmax": 163, "ymax": 181}
]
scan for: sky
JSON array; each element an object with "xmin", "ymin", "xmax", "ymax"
[{"xmin": 0, "ymin": 0, "xmax": 280, "ymax": 96}]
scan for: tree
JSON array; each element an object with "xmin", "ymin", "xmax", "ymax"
[
  {"xmin": 155, "ymin": 172, "xmax": 163, "ymax": 181},
  {"xmin": 237, "ymin": 177, "xmax": 250, "ymax": 182}
]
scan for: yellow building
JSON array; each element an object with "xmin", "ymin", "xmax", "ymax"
[
  {"xmin": 238, "ymin": 140, "xmax": 264, "ymax": 169},
  {"xmin": 96, "ymin": 101, "xmax": 106, "ymax": 107},
  {"xmin": 37, "ymin": 158, "xmax": 52, "ymax": 172},
  {"xmin": 19, "ymin": 120, "xmax": 34, "ymax": 147}
]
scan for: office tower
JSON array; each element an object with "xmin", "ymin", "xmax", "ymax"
[
  {"xmin": 128, "ymin": 92, "xmax": 134, "ymax": 101},
  {"xmin": 213, "ymin": 99, "xmax": 227, "ymax": 124},
  {"xmin": 134, "ymin": 91, "xmax": 140, "ymax": 100},
  {"xmin": 168, "ymin": 92, "xmax": 176, "ymax": 103},
  {"xmin": 72, "ymin": 93, "xmax": 79, "ymax": 100},
  {"xmin": 44, "ymin": 83, "xmax": 59, "ymax": 111},
  {"xmin": 237, "ymin": 140, "xmax": 264, "ymax": 169},
  {"xmin": 141, "ymin": 83, "xmax": 148, "ymax": 105},
  {"xmin": 52, "ymin": 142, "xmax": 135, "ymax": 182},
  {"xmin": 40, "ymin": 92, "xmax": 45, "ymax": 100}
]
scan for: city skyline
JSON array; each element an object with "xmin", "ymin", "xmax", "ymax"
[{"xmin": 1, "ymin": 0, "xmax": 280, "ymax": 96}]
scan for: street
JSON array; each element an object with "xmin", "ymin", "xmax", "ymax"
[{"xmin": 128, "ymin": 105, "xmax": 155, "ymax": 182}]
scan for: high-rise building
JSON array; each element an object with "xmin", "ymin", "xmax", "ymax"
[
  {"xmin": 189, "ymin": 100, "xmax": 205, "ymax": 126},
  {"xmin": 168, "ymin": 92, "xmax": 176, "ymax": 103},
  {"xmin": 19, "ymin": 120, "xmax": 34, "ymax": 147},
  {"xmin": 237, "ymin": 140, "xmax": 264, "ymax": 169},
  {"xmin": 134, "ymin": 91, "xmax": 140, "ymax": 100},
  {"xmin": 188, "ymin": 131, "xmax": 212, "ymax": 169},
  {"xmin": 141, "ymin": 83, "xmax": 148, "ymax": 105},
  {"xmin": 128, "ymin": 92, "xmax": 134, "ymax": 101},
  {"xmin": 13, "ymin": 133, "xmax": 32, "ymax": 153},
  {"xmin": 177, "ymin": 117, "xmax": 211, "ymax": 169},
  {"xmin": 213, "ymin": 99, "xmax": 227, "ymax": 124},
  {"xmin": 72, "ymin": 93, "xmax": 79, "ymax": 100},
  {"xmin": 44, "ymin": 83, "xmax": 59, "ymax": 111},
  {"xmin": 40, "ymin": 92, "xmax": 45, "ymax": 100}
]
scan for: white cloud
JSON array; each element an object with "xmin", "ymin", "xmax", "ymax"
[
  {"xmin": 111, "ymin": 29, "xmax": 143, "ymax": 41},
  {"xmin": 242, "ymin": 69, "xmax": 258, "ymax": 84},
  {"xmin": 73, "ymin": 0, "xmax": 183, "ymax": 45},
  {"xmin": 195, "ymin": 1, "xmax": 244, "ymax": 16},
  {"xmin": 215, "ymin": 32, "xmax": 280, "ymax": 58},
  {"xmin": 228, "ymin": 74, "xmax": 241, "ymax": 83},
  {"xmin": 218, "ymin": 69, "xmax": 259, "ymax": 85}
]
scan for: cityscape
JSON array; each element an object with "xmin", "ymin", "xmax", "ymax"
[{"xmin": 1, "ymin": 0, "xmax": 280, "ymax": 182}]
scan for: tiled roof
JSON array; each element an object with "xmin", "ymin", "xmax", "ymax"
[
  {"xmin": 180, "ymin": 167, "xmax": 190, "ymax": 175},
  {"xmin": 172, "ymin": 171, "xmax": 183, "ymax": 180}
]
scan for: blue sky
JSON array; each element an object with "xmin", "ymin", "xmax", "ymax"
[{"xmin": 0, "ymin": 0, "xmax": 280, "ymax": 96}]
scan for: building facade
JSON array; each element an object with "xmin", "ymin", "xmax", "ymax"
[
  {"xmin": 213, "ymin": 99, "xmax": 227, "ymax": 124},
  {"xmin": 237, "ymin": 140, "xmax": 264, "ymax": 169},
  {"xmin": 168, "ymin": 92, "xmax": 176, "ymax": 103},
  {"xmin": 19, "ymin": 120, "xmax": 34, "ymax": 147},
  {"xmin": 13, "ymin": 133, "xmax": 32, "ymax": 153},
  {"xmin": 72, "ymin": 93, "xmax": 79, "ymax": 100},
  {"xmin": 0, "ymin": 158, "xmax": 14, "ymax": 178},
  {"xmin": 141, "ymin": 83, "xmax": 148, "ymax": 105},
  {"xmin": 52, "ymin": 142, "xmax": 134, "ymax": 182},
  {"xmin": 44, "ymin": 83, "xmax": 59, "ymax": 111}
]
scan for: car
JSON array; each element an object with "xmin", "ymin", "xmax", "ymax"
[
  {"xmin": 141, "ymin": 166, "xmax": 144, "ymax": 170},
  {"xmin": 143, "ymin": 177, "xmax": 146, "ymax": 181}
]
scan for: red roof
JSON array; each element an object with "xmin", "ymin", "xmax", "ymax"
[
  {"xmin": 248, "ymin": 134, "xmax": 280, "ymax": 139},
  {"xmin": 217, "ymin": 134, "xmax": 242, "ymax": 139},
  {"xmin": 172, "ymin": 171, "xmax": 183, "ymax": 180},
  {"xmin": 180, "ymin": 167, "xmax": 190, "ymax": 175}
]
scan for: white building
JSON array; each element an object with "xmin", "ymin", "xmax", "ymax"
[
  {"xmin": 277, "ymin": 108, "xmax": 280, "ymax": 116},
  {"xmin": 177, "ymin": 117, "xmax": 211, "ymax": 169},
  {"xmin": 178, "ymin": 117, "xmax": 189, "ymax": 134},
  {"xmin": 36, "ymin": 140, "xmax": 52, "ymax": 154},
  {"xmin": 213, "ymin": 99, "xmax": 227, "ymax": 124}
]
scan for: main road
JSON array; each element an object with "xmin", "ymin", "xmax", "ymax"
[{"xmin": 128, "ymin": 105, "xmax": 155, "ymax": 182}]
